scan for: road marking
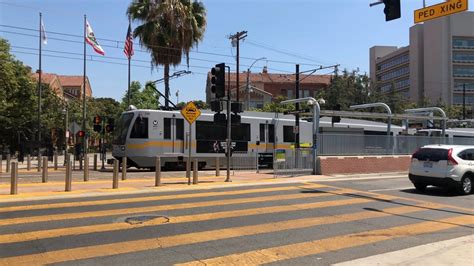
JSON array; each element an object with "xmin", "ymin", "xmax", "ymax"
[
  {"xmin": 369, "ymin": 187, "xmax": 414, "ymax": 192},
  {"xmin": 0, "ymin": 184, "xmax": 343, "ymax": 226},
  {"xmin": 0, "ymin": 204, "xmax": 431, "ymax": 265},
  {"xmin": 0, "ymin": 190, "xmax": 91, "ymax": 199},
  {"xmin": 178, "ymin": 215, "xmax": 474, "ymax": 265},
  {"xmin": 0, "ymin": 184, "xmax": 327, "ymax": 213},
  {"xmin": 0, "ymin": 188, "xmax": 361, "ymax": 244}
]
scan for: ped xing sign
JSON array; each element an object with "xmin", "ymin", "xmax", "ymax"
[{"xmin": 415, "ymin": 0, "xmax": 468, "ymax": 23}]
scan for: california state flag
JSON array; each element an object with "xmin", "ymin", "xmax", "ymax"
[{"xmin": 85, "ymin": 20, "xmax": 105, "ymax": 55}]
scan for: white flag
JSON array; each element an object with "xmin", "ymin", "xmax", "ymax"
[
  {"xmin": 85, "ymin": 20, "xmax": 105, "ymax": 55},
  {"xmin": 40, "ymin": 18, "xmax": 47, "ymax": 45}
]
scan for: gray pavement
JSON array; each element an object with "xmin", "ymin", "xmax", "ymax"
[{"xmin": 0, "ymin": 174, "xmax": 472, "ymax": 265}]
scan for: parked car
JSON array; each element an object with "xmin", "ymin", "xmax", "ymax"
[{"xmin": 409, "ymin": 145, "xmax": 474, "ymax": 195}]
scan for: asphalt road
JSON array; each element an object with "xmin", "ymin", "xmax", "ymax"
[{"xmin": 0, "ymin": 174, "xmax": 472, "ymax": 265}]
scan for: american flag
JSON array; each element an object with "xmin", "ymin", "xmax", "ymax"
[{"xmin": 124, "ymin": 23, "xmax": 134, "ymax": 59}]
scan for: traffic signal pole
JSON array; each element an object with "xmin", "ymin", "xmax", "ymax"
[{"xmin": 225, "ymin": 65, "xmax": 231, "ymax": 182}]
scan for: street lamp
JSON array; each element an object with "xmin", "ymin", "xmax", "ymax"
[
  {"xmin": 405, "ymin": 107, "xmax": 447, "ymax": 137},
  {"xmin": 350, "ymin": 103, "xmax": 392, "ymax": 136},
  {"xmin": 246, "ymin": 57, "xmax": 266, "ymax": 110}
]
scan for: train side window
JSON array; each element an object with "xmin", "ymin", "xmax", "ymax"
[
  {"xmin": 176, "ymin": 119, "xmax": 184, "ymax": 140},
  {"xmin": 130, "ymin": 117, "xmax": 148, "ymax": 139},
  {"xmin": 283, "ymin": 125, "xmax": 295, "ymax": 142},
  {"xmin": 259, "ymin": 124, "xmax": 265, "ymax": 142},
  {"xmin": 268, "ymin": 124, "xmax": 275, "ymax": 143},
  {"xmin": 164, "ymin": 118, "xmax": 171, "ymax": 139}
]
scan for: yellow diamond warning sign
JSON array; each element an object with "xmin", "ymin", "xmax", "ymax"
[
  {"xmin": 181, "ymin": 101, "xmax": 201, "ymax": 124},
  {"xmin": 414, "ymin": 0, "xmax": 468, "ymax": 24}
]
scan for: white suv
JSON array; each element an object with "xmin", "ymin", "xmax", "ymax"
[{"xmin": 409, "ymin": 145, "xmax": 474, "ymax": 195}]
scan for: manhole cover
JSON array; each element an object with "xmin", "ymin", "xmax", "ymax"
[{"xmin": 124, "ymin": 215, "xmax": 169, "ymax": 225}]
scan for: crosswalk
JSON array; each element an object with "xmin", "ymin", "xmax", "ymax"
[{"xmin": 0, "ymin": 182, "xmax": 472, "ymax": 265}]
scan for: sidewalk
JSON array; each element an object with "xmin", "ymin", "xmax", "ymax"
[
  {"xmin": 334, "ymin": 234, "xmax": 474, "ymax": 266},
  {"xmin": 0, "ymin": 170, "xmax": 325, "ymax": 202}
]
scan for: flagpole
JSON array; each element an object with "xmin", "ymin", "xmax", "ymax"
[
  {"xmin": 127, "ymin": 19, "xmax": 131, "ymax": 107},
  {"xmin": 38, "ymin": 12, "xmax": 42, "ymax": 157},
  {"xmin": 82, "ymin": 14, "xmax": 87, "ymax": 158}
]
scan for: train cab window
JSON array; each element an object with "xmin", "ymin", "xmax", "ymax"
[
  {"xmin": 130, "ymin": 117, "xmax": 148, "ymax": 139},
  {"xmin": 232, "ymin": 123, "xmax": 250, "ymax": 141},
  {"xmin": 164, "ymin": 118, "xmax": 171, "ymax": 139},
  {"xmin": 283, "ymin": 126, "xmax": 295, "ymax": 142},
  {"xmin": 176, "ymin": 119, "xmax": 184, "ymax": 140},
  {"xmin": 268, "ymin": 124, "xmax": 275, "ymax": 143},
  {"xmin": 259, "ymin": 124, "xmax": 265, "ymax": 142}
]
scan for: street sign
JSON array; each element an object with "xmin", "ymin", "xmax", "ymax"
[
  {"xmin": 414, "ymin": 0, "xmax": 468, "ymax": 23},
  {"xmin": 181, "ymin": 101, "xmax": 201, "ymax": 124},
  {"xmin": 69, "ymin": 122, "xmax": 81, "ymax": 135}
]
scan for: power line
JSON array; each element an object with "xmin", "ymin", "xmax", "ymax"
[{"xmin": 0, "ymin": 24, "xmax": 324, "ymax": 68}]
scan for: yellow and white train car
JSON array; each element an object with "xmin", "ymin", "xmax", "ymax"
[{"xmin": 112, "ymin": 108, "xmax": 313, "ymax": 169}]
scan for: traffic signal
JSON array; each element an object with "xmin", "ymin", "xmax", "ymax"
[
  {"xmin": 93, "ymin": 124, "xmax": 102, "ymax": 132},
  {"xmin": 106, "ymin": 118, "xmax": 115, "ymax": 133},
  {"xmin": 211, "ymin": 63, "xmax": 226, "ymax": 98},
  {"xmin": 77, "ymin": 130, "xmax": 85, "ymax": 138},
  {"xmin": 210, "ymin": 100, "xmax": 222, "ymax": 112},
  {"xmin": 93, "ymin": 115, "xmax": 102, "ymax": 125},
  {"xmin": 383, "ymin": 0, "xmax": 401, "ymax": 21}
]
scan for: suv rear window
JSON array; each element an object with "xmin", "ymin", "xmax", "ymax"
[{"xmin": 413, "ymin": 148, "xmax": 448, "ymax": 161}]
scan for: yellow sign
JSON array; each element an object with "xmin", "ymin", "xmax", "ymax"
[
  {"xmin": 415, "ymin": 0, "xmax": 468, "ymax": 23},
  {"xmin": 180, "ymin": 101, "xmax": 201, "ymax": 124}
]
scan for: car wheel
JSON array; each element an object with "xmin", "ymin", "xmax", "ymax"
[
  {"xmin": 458, "ymin": 176, "xmax": 472, "ymax": 195},
  {"xmin": 414, "ymin": 182, "xmax": 427, "ymax": 191}
]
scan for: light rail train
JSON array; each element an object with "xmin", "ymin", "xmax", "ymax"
[{"xmin": 112, "ymin": 108, "xmax": 473, "ymax": 169}]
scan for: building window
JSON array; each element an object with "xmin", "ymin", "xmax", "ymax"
[
  {"xmin": 377, "ymin": 53, "xmax": 409, "ymax": 72},
  {"xmin": 453, "ymin": 95, "xmax": 474, "ymax": 105},
  {"xmin": 453, "ymin": 52, "xmax": 474, "ymax": 62},
  {"xmin": 130, "ymin": 117, "xmax": 148, "ymax": 139},
  {"xmin": 380, "ymin": 66, "xmax": 409, "ymax": 81},
  {"xmin": 287, "ymin": 89, "xmax": 293, "ymax": 99},
  {"xmin": 454, "ymin": 82, "xmax": 474, "ymax": 92},
  {"xmin": 453, "ymin": 38, "xmax": 474, "ymax": 49},
  {"xmin": 281, "ymin": 89, "xmax": 287, "ymax": 96},
  {"xmin": 453, "ymin": 66, "xmax": 474, "ymax": 77},
  {"xmin": 303, "ymin": 90, "xmax": 310, "ymax": 97}
]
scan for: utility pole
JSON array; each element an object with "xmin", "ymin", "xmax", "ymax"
[
  {"xmin": 38, "ymin": 12, "xmax": 43, "ymax": 158},
  {"xmin": 295, "ymin": 64, "xmax": 300, "ymax": 149},
  {"xmin": 463, "ymin": 83, "xmax": 466, "ymax": 120},
  {"xmin": 229, "ymin": 31, "xmax": 247, "ymax": 103}
]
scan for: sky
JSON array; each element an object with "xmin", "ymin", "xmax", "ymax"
[{"xmin": 1, "ymin": 0, "xmax": 472, "ymax": 104}]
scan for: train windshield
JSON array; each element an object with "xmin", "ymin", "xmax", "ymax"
[{"xmin": 113, "ymin": 113, "xmax": 134, "ymax": 145}]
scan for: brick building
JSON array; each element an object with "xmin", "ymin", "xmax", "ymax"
[
  {"xmin": 206, "ymin": 66, "xmax": 331, "ymax": 109},
  {"xmin": 32, "ymin": 71, "xmax": 93, "ymax": 101}
]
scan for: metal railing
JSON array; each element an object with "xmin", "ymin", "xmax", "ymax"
[
  {"xmin": 317, "ymin": 134, "xmax": 473, "ymax": 156},
  {"xmin": 273, "ymin": 148, "xmax": 313, "ymax": 177}
]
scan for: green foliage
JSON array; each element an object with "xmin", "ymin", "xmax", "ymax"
[
  {"xmin": 0, "ymin": 38, "xmax": 63, "ymax": 152},
  {"xmin": 120, "ymin": 81, "xmax": 160, "ymax": 110},
  {"xmin": 127, "ymin": 0, "xmax": 207, "ymax": 106}
]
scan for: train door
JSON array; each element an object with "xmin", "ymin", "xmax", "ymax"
[
  {"xmin": 260, "ymin": 122, "xmax": 275, "ymax": 152},
  {"xmin": 164, "ymin": 117, "xmax": 185, "ymax": 153}
]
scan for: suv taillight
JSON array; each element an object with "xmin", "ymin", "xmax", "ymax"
[{"xmin": 447, "ymin": 148, "xmax": 458, "ymax": 166}]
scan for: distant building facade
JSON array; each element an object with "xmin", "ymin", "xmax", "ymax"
[
  {"xmin": 32, "ymin": 71, "xmax": 93, "ymax": 101},
  {"xmin": 370, "ymin": 11, "xmax": 474, "ymax": 107},
  {"xmin": 206, "ymin": 66, "xmax": 331, "ymax": 109}
]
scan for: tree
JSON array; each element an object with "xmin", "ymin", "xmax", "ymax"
[
  {"xmin": 0, "ymin": 38, "xmax": 64, "ymax": 153},
  {"xmin": 120, "ymin": 81, "xmax": 160, "ymax": 110},
  {"xmin": 127, "ymin": 0, "xmax": 207, "ymax": 108}
]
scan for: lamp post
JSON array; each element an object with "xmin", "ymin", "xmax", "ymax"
[
  {"xmin": 246, "ymin": 57, "xmax": 266, "ymax": 110},
  {"xmin": 405, "ymin": 107, "xmax": 447, "ymax": 137}
]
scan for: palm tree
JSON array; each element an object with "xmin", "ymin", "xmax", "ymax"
[{"xmin": 127, "ymin": 0, "xmax": 207, "ymax": 108}]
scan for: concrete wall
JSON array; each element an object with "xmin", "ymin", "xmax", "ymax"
[{"xmin": 319, "ymin": 155, "xmax": 410, "ymax": 175}]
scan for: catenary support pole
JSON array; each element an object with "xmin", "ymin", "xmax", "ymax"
[{"xmin": 65, "ymin": 160, "xmax": 72, "ymax": 192}]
